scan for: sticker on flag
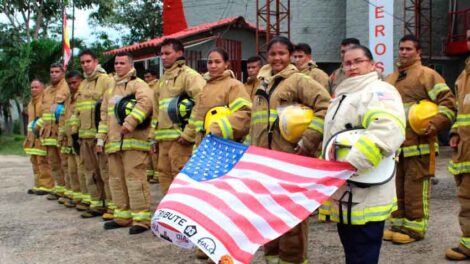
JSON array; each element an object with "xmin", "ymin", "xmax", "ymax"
[{"xmin": 151, "ymin": 135, "xmax": 355, "ymax": 264}]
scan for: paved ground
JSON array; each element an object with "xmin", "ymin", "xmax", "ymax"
[{"xmin": 0, "ymin": 148, "xmax": 463, "ymax": 263}]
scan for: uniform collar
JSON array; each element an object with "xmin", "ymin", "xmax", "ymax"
[
  {"xmin": 298, "ymin": 60, "xmax": 317, "ymax": 72},
  {"xmin": 257, "ymin": 64, "xmax": 298, "ymax": 84},
  {"xmin": 85, "ymin": 65, "xmax": 107, "ymax": 81},
  {"xmin": 203, "ymin": 70, "xmax": 234, "ymax": 82},
  {"xmin": 51, "ymin": 78, "xmax": 66, "ymax": 89},
  {"xmin": 335, "ymin": 71, "xmax": 379, "ymax": 97},
  {"xmin": 114, "ymin": 68, "xmax": 137, "ymax": 85},
  {"xmin": 396, "ymin": 56, "xmax": 421, "ymax": 71}
]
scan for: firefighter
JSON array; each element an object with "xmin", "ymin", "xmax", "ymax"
[
  {"xmin": 24, "ymin": 79, "xmax": 54, "ymax": 195},
  {"xmin": 98, "ymin": 52, "xmax": 154, "ymax": 234},
  {"xmin": 445, "ymin": 29, "xmax": 470, "ymax": 261},
  {"xmin": 74, "ymin": 49, "xmax": 115, "ymax": 219},
  {"xmin": 323, "ymin": 45, "xmax": 405, "ymax": 264},
  {"xmin": 193, "ymin": 48, "xmax": 252, "ymax": 263},
  {"xmin": 149, "ymin": 38, "xmax": 205, "ymax": 195},
  {"xmin": 293, "ymin": 42, "xmax": 329, "ymax": 89},
  {"xmin": 383, "ymin": 35, "xmax": 456, "ymax": 244},
  {"xmin": 328, "ymin": 38, "xmax": 361, "ymax": 96},
  {"xmin": 35, "ymin": 63, "xmax": 70, "ymax": 201},
  {"xmin": 58, "ymin": 71, "xmax": 84, "ymax": 208},
  {"xmin": 251, "ymin": 36, "xmax": 330, "ymax": 264},
  {"xmin": 244, "ymin": 55, "xmax": 263, "ymax": 100},
  {"xmin": 144, "ymin": 69, "xmax": 159, "ymax": 184}
]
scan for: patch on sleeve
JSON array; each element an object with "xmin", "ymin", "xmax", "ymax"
[{"xmin": 375, "ymin": 90, "xmax": 395, "ymax": 101}]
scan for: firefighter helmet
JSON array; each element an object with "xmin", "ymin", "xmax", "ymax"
[
  {"xmin": 167, "ymin": 94, "xmax": 194, "ymax": 127},
  {"xmin": 408, "ymin": 99, "xmax": 438, "ymax": 135},
  {"xmin": 323, "ymin": 129, "xmax": 396, "ymax": 186},
  {"xmin": 114, "ymin": 94, "xmax": 151, "ymax": 129},
  {"xmin": 54, "ymin": 103, "xmax": 64, "ymax": 124},
  {"xmin": 278, "ymin": 105, "xmax": 314, "ymax": 143},
  {"xmin": 204, "ymin": 106, "xmax": 231, "ymax": 134}
]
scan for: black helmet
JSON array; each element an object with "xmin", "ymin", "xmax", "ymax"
[
  {"xmin": 167, "ymin": 93, "xmax": 194, "ymax": 128},
  {"xmin": 114, "ymin": 94, "xmax": 151, "ymax": 129}
]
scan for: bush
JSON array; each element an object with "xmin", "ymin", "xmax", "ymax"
[{"xmin": 12, "ymin": 119, "xmax": 21, "ymax": 134}]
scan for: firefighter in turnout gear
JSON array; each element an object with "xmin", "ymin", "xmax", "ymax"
[
  {"xmin": 327, "ymin": 38, "xmax": 361, "ymax": 96},
  {"xmin": 98, "ymin": 52, "xmax": 154, "ymax": 234},
  {"xmin": 445, "ymin": 29, "xmax": 470, "ymax": 261},
  {"xmin": 251, "ymin": 36, "xmax": 331, "ymax": 264},
  {"xmin": 293, "ymin": 43, "xmax": 329, "ymax": 89},
  {"xmin": 384, "ymin": 35, "xmax": 457, "ymax": 244},
  {"xmin": 24, "ymin": 79, "xmax": 54, "ymax": 195},
  {"xmin": 74, "ymin": 50, "xmax": 115, "ymax": 219},
  {"xmin": 35, "ymin": 63, "xmax": 70, "ymax": 200},
  {"xmin": 149, "ymin": 38, "xmax": 205, "ymax": 195},
  {"xmin": 323, "ymin": 45, "xmax": 405, "ymax": 264},
  {"xmin": 244, "ymin": 56, "xmax": 263, "ymax": 100},
  {"xmin": 144, "ymin": 69, "xmax": 159, "ymax": 184}
]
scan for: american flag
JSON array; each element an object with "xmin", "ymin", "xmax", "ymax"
[{"xmin": 151, "ymin": 135, "xmax": 355, "ymax": 264}]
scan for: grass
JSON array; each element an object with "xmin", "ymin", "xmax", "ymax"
[{"xmin": 0, "ymin": 134, "xmax": 27, "ymax": 156}]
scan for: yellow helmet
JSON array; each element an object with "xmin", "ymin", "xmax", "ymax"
[
  {"xmin": 408, "ymin": 99, "xmax": 438, "ymax": 135},
  {"xmin": 279, "ymin": 105, "xmax": 314, "ymax": 143},
  {"xmin": 204, "ymin": 106, "xmax": 232, "ymax": 134}
]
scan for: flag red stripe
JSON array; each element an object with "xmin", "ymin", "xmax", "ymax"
[
  {"xmin": 246, "ymin": 146, "xmax": 355, "ymax": 171},
  {"xmin": 159, "ymin": 201, "xmax": 252, "ymax": 263},
  {"xmin": 215, "ymin": 176, "xmax": 311, "ymax": 217},
  {"xmin": 169, "ymin": 183, "xmax": 266, "ymax": 244},
  {"xmin": 234, "ymin": 161, "xmax": 346, "ymax": 187}
]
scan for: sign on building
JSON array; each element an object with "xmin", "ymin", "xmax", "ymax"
[{"xmin": 369, "ymin": 1, "xmax": 394, "ymax": 76}]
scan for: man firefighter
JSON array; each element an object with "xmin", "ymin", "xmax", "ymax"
[
  {"xmin": 150, "ymin": 38, "xmax": 205, "ymax": 195},
  {"xmin": 293, "ymin": 43, "xmax": 329, "ymax": 89},
  {"xmin": 35, "ymin": 63, "xmax": 70, "ymax": 201},
  {"xmin": 445, "ymin": 29, "xmax": 470, "ymax": 261},
  {"xmin": 73, "ymin": 49, "xmax": 115, "ymax": 219},
  {"xmin": 24, "ymin": 79, "xmax": 54, "ymax": 195},
  {"xmin": 97, "ymin": 52, "xmax": 154, "ymax": 234},
  {"xmin": 143, "ymin": 69, "xmax": 159, "ymax": 184},
  {"xmin": 328, "ymin": 38, "xmax": 361, "ymax": 96},
  {"xmin": 244, "ymin": 55, "xmax": 263, "ymax": 100},
  {"xmin": 384, "ymin": 34, "xmax": 457, "ymax": 244},
  {"xmin": 58, "ymin": 71, "xmax": 85, "ymax": 208}
]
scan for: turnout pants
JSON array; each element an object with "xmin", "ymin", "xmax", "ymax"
[
  {"xmin": 30, "ymin": 155, "xmax": 54, "ymax": 191},
  {"xmin": 80, "ymin": 138, "xmax": 108, "ymax": 211},
  {"xmin": 108, "ymin": 150, "xmax": 151, "ymax": 227},
  {"xmin": 67, "ymin": 154, "xmax": 84, "ymax": 202},
  {"xmin": 455, "ymin": 173, "xmax": 470, "ymax": 254},
  {"xmin": 146, "ymin": 151, "xmax": 159, "ymax": 180},
  {"xmin": 46, "ymin": 146, "xmax": 65, "ymax": 195},
  {"xmin": 264, "ymin": 219, "xmax": 308, "ymax": 264},
  {"xmin": 157, "ymin": 140, "xmax": 192, "ymax": 195},
  {"xmin": 391, "ymin": 154, "xmax": 431, "ymax": 238}
]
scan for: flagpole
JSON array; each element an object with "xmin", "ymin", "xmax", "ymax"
[
  {"xmin": 71, "ymin": 0, "xmax": 75, "ymax": 69},
  {"xmin": 62, "ymin": 0, "xmax": 65, "ymax": 69}
]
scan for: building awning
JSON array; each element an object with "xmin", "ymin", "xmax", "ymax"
[{"xmin": 104, "ymin": 16, "xmax": 259, "ymax": 56}]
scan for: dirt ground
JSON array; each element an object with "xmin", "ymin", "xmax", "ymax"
[{"xmin": 0, "ymin": 147, "xmax": 463, "ymax": 264}]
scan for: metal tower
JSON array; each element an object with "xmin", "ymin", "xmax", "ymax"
[
  {"xmin": 404, "ymin": 0, "xmax": 433, "ymax": 61},
  {"xmin": 256, "ymin": 0, "xmax": 291, "ymax": 58}
]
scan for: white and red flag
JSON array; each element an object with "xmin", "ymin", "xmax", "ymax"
[
  {"xmin": 152, "ymin": 135, "xmax": 355, "ymax": 264},
  {"xmin": 63, "ymin": 11, "xmax": 71, "ymax": 70}
]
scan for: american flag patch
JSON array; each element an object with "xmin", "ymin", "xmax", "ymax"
[{"xmin": 375, "ymin": 91, "xmax": 395, "ymax": 101}]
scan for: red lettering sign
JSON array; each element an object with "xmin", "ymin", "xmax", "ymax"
[
  {"xmin": 375, "ymin": 25, "xmax": 385, "ymax": 37},
  {"xmin": 375, "ymin": 43, "xmax": 387, "ymax": 55},
  {"xmin": 375, "ymin": 5, "xmax": 384, "ymax": 19}
]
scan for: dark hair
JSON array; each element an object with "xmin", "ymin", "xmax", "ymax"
[
  {"xmin": 400, "ymin": 34, "xmax": 421, "ymax": 50},
  {"xmin": 267, "ymin": 36, "xmax": 294, "ymax": 54},
  {"xmin": 341, "ymin": 38, "xmax": 361, "ymax": 46},
  {"xmin": 50, "ymin": 63, "xmax": 65, "ymax": 72},
  {"xmin": 144, "ymin": 69, "xmax": 158, "ymax": 76},
  {"xmin": 66, "ymin": 70, "xmax": 83, "ymax": 79},
  {"xmin": 247, "ymin": 55, "xmax": 262, "ymax": 65},
  {"xmin": 161, "ymin": 38, "xmax": 184, "ymax": 53},
  {"xmin": 31, "ymin": 78, "xmax": 45, "ymax": 86},
  {"xmin": 208, "ymin": 48, "xmax": 229, "ymax": 62},
  {"xmin": 344, "ymin": 44, "xmax": 374, "ymax": 61},
  {"xmin": 78, "ymin": 49, "xmax": 98, "ymax": 60},
  {"xmin": 115, "ymin": 52, "xmax": 134, "ymax": 62},
  {"xmin": 294, "ymin": 43, "xmax": 312, "ymax": 55}
]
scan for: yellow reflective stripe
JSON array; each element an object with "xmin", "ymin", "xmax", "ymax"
[
  {"xmin": 42, "ymin": 113, "xmax": 55, "ymax": 121},
  {"xmin": 79, "ymin": 128, "xmax": 97, "ymax": 138},
  {"xmin": 107, "ymin": 201, "xmax": 117, "ymax": 210},
  {"xmin": 105, "ymin": 138, "xmax": 151, "ymax": 153},
  {"xmin": 461, "ymin": 237, "xmax": 470, "ymax": 249},
  {"xmin": 155, "ymin": 128, "xmax": 182, "ymax": 140},
  {"xmin": 151, "ymin": 118, "xmax": 158, "ymax": 129},
  {"xmin": 76, "ymin": 101, "xmax": 96, "ymax": 111},
  {"xmin": 61, "ymin": 146, "xmax": 72, "ymax": 154},
  {"xmin": 452, "ymin": 114, "xmax": 470, "ymax": 129},
  {"xmin": 217, "ymin": 116, "xmax": 234, "ymax": 140},
  {"xmin": 401, "ymin": 143, "xmax": 439, "ymax": 157},
  {"xmin": 107, "ymin": 107, "xmax": 114, "ymax": 115},
  {"xmin": 308, "ymin": 116, "xmax": 324, "ymax": 135},
  {"xmin": 251, "ymin": 110, "xmax": 278, "ymax": 125},
  {"xmin": 130, "ymin": 107, "xmax": 146, "ymax": 123},
  {"xmin": 353, "ymin": 135, "xmax": 382, "ymax": 167},
  {"xmin": 90, "ymin": 200, "xmax": 104, "ymax": 208},
  {"xmin": 98, "ymin": 124, "xmax": 108, "ymax": 134},
  {"xmin": 438, "ymin": 105, "xmax": 456, "ymax": 122},
  {"xmin": 41, "ymin": 138, "xmax": 58, "ymax": 146},
  {"xmin": 132, "ymin": 211, "xmax": 151, "ymax": 221},
  {"xmin": 330, "ymin": 197, "xmax": 397, "ymax": 225},
  {"xmin": 229, "ymin": 97, "xmax": 251, "ymax": 112},
  {"xmin": 58, "ymin": 127, "xmax": 65, "ymax": 134},
  {"xmin": 448, "ymin": 160, "xmax": 470, "ymax": 175},
  {"xmin": 114, "ymin": 209, "xmax": 132, "ymax": 219},
  {"xmin": 146, "ymin": 169, "xmax": 154, "ymax": 176},
  {"xmin": 427, "ymin": 83, "xmax": 450, "ymax": 101},
  {"xmin": 390, "ymin": 217, "xmax": 404, "ymax": 227},
  {"xmin": 24, "ymin": 148, "xmax": 47, "ymax": 156},
  {"xmin": 159, "ymin": 98, "xmax": 172, "ymax": 110},
  {"xmin": 33, "ymin": 186, "xmax": 53, "ymax": 192},
  {"xmin": 64, "ymin": 189, "xmax": 73, "ymax": 198},
  {"xmin": 73, "ymin": 192, "xmax": 82, "ymax": 200},
  {"xmin": 362, "ymin": 108, "xmax": 405, "ymax": 135},
  {"xmin": 82, "ymin": 194, "xmax": 91, "ymax": 204},
  {"xmin": 36, "ymin": 118, "xmax": 44, "ymax": 127},
  {"xmin": 402, "ymin": 179, "xmax": 429, "ymax": 234},
  {"xmin": 54, "ymin": 185, "xmax": 65, "ymax": 194},
  {"xmin": 193, "ymin": 120, "xmax": 204, "ymax": 132}
]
